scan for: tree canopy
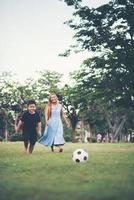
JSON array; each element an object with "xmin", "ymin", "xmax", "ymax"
[{"xmin": 60, "ymin": 0, "xmax": 134, "ymax": 140}]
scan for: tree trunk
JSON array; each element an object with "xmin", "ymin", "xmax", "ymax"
[
  {"xmin": 114, "ymin": 116, "xmax": 126, "ymax": 141},
  {"xmin": 71, "ymin": 128, "xmax": 77, "ymax": 143},
  {"xmin": 106, "ymin": 115, "xmax": 126, "ymax": 142},
  {"xmin": 79, "ymin": 120, "xmax": 85, "ymax": 143}
]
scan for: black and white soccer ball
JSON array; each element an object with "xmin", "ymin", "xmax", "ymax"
[{"xmin": 72, "ymin": 149, "xmax": 88, "ymax": 163}]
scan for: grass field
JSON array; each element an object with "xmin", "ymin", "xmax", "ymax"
[{"xmin": 0, "ymin": 142, "xmax": 134, "ymax": 200}]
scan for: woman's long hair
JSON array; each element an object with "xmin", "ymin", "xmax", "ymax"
[{"xmin": 47, "ymin": 93, "xmax": 58, "ymax": 118}]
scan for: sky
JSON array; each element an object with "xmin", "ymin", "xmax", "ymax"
[{"xmin": 0, "ymin": 0, "xmax": 109, "ymax": 84}]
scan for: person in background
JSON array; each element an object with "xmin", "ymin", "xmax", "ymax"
[{"xmin": 96, "ymin": 133, "xmax": 102, "ymax": 143}]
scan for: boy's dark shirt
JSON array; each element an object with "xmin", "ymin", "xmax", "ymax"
[{"xmin": 21, "ymin": 111, "xmax": 41, "ymax": 136}]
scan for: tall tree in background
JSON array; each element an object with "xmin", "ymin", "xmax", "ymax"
[
  {"xmin": 61, "ymin": 0, "xmax": 134, "ymax": 140},
  {"xmin": 35, "ymin": 70, "xmax": 62, "ymax": 103}
]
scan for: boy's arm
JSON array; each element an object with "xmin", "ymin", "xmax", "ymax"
[{"xmin": 37, "ymin": 122, "xmax": 42, "ymax": 136}]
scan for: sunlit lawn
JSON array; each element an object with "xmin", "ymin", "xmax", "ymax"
[{"xmin": 0, "ymin": 142, "xmax": 134, "ymax": 200}]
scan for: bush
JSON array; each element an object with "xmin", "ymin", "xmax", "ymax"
[
  {"xmin": 0, "ymin": 136, "xmax": 3, "ymax": 141},
  {"xmin": 64, "ymin": 128, "xmax": 72, "ymax": 142},
  {"xmin": 92, "ymin": 137, "xmax": 97, "ymax": 143},
  {"xmin": 10, "ymin": 134, "xmax": 23, "ymax": 142},
  {"xmin": 64, "ymin": 135, "xmax": 72, "ymax": 142}
]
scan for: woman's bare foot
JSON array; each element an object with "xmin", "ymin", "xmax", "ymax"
[{"xmin": 59, "ymin": 148, "xmax": 63, "ymax": 152}]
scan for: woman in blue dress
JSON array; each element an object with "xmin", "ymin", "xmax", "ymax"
[{"xmin": 39, "ymin": 93, "xmax": 70, "ymax": 152}]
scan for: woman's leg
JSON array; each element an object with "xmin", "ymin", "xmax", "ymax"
[
  {"xmin": 51, "ymin": 145, "xmax": 54, "ymax": 152},
  {"xmin": 58, "ymin": 145, "xmax": 63, "ymax": 152}
]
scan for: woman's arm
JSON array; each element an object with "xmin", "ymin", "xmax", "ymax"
[
  {"xmin": 15, "ymin": 120, "xmax": 23, "ymax": 133},
  {"xmin": 61, "ymin": 107, "xmax": 70, "ymax": 128}
]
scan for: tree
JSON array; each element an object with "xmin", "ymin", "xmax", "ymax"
[
  {"xmin": 35, "ymin": 70, "xmax": 63, "ymax": 103},
  {"xmin": 0, "ymin": 72, "xmax": 20, "ymax": 138},
  {"xmin": 58, "ymin": 85, "xmax": 79, "ymax": 142},
  {"xmin": 61, "ymin": 0, "xmax": 134, "ymax": 141}
]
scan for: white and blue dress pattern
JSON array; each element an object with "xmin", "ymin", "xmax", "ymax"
[{"xmin": 39, "ymin": 105, "xmax": 65, "ymax": 147}]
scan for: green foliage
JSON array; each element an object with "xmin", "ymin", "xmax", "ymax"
[
  {"xmin": 10, "ymin": 134, "xmax": 23, "ymax": 142},
  {"xmin": 61, "ymin": 0, "xmax": 134, "ymax": 138},
  {"xmin": 91, "ymin": 137, "xmax": 97, "ymax": 143},
  {"xmin": 64, "ymin": 128, "xmax": 73, "ymax": 141},
  {"xmin": 36, "ymin": 70, "xmax": 62, "ymax": 103},
  {"xmin": 58, "ymin": 85, "xmax": 79, "ymax": 141},
  {"xmin": 64, "ymin": 0, "xmax": 134, "ymax": 106},
  {"xmin": 0, "ymin": 136, "xmax": 3, "ymax": 141},
  {"xmin": 60, "ymin": 0, "xmax": 82, "ymax": 8}
]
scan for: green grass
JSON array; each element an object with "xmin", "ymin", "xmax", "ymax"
[{"xmin": 0, "ymin": 142, "xmax": 134, "ymax": 200}]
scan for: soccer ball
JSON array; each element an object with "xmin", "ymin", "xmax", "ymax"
[{"xmin": 72, "ymin": 149, "xmax": 88, "ymax": 163}]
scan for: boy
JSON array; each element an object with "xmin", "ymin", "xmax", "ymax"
[{"xmin": 15, "ymin": 100, "xmax": 42, "ymax": 154}]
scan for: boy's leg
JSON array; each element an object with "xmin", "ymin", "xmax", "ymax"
[
  {"xmin": 24, "ymin": 141, "xmax": 28, "ymax": 153},
  {"xmin": 28, "ymin": 136, "xmax": 36, "ymax": 154},
  {"xmin": 29, "ymin": 144, "xmax": 34, "ymax": 154}
]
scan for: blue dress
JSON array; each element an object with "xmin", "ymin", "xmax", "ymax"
[{"xmin": 38, "ymin": 105, "xmax": 65, "ymax": 147}]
